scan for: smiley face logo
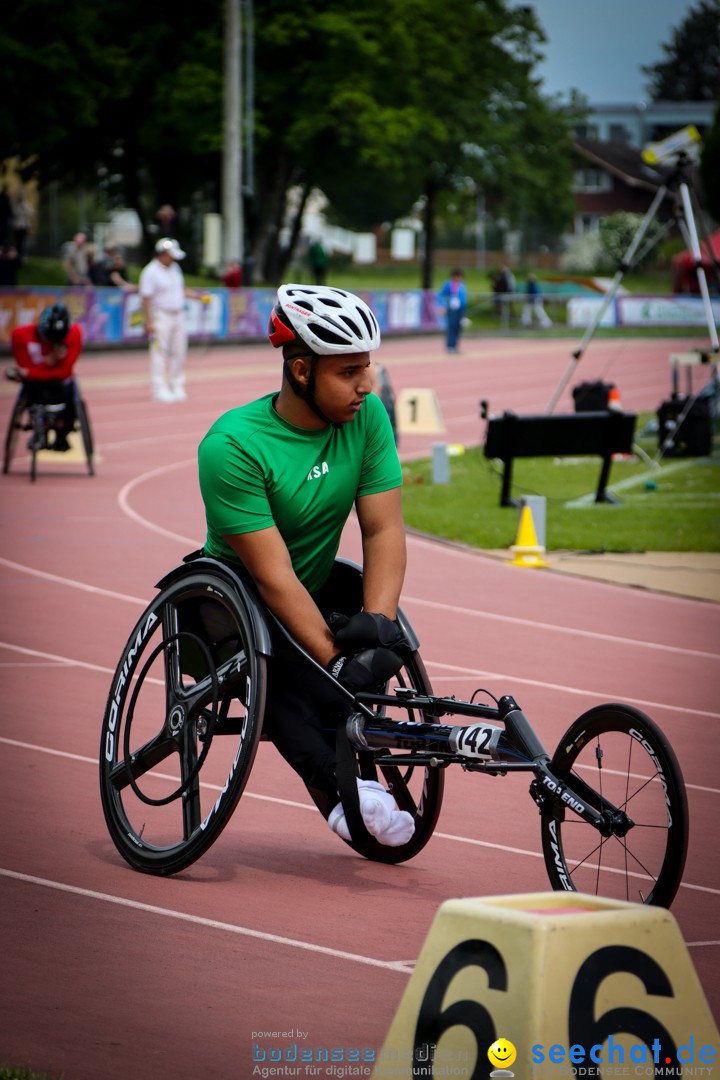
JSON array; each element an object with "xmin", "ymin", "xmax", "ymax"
[{"xmin": 488, "ymin": 1039, "xmax": 517, "ymax": 1071}]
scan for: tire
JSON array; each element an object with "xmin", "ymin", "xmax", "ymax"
[
  {"xmin": 3, "ymin": 394, "xmax": 25, "ymax": 475},
  {"xmin": 75, "ymin": 397, "xmax": 94, "ymax": 475},
  {"xmin": 540, "ymin": 704, "xmax": 688, "ymax": 907},
  {"xmin": 29, "ymin": 405, "xmax": 44, "ymax": 483},
  {"xmin": 307, "ymin": 649, "xmax": 445, "ymax": 865},
  {"xmin": 99, "ymin": 572, "xmax": 267, "ymax": 875}
]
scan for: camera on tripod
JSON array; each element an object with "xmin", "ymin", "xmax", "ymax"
[{"xmin": 642, "ymin": 124, "xmax": 701, "ymax": 167}]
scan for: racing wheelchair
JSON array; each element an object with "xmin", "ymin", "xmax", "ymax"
[
  {"xmin": 3, "ymin": 370, "xmax": 94, "ymax": 481},
  {"xmin": 99, "ymin": 554, "xmax": 689, "ymax": 908}
]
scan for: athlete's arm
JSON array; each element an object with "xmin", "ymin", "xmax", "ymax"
[
  {"xmin": 11, "ymin": 329, "xmax": 31, "ymax": 373},
  {"xmin": 222, "ymin": 526, "xmax": 337, "ymax": 666},
  {"xmin": 355, "ymin": 487, "xmax": 406, "ymax": 619}
]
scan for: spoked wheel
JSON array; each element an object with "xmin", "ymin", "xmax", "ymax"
[
  {"xmin": 75, "ymin": 397, "xmax": 94, "ymax": 475},
  {"xmin": 308, "ymin": 650, "xmax": 444, "ymax": 865},
  {"xmin": 3, "ymin": 395, "xmax": 26, "ymax": 475},
  {"xmin": 540, "ymin": 704, "xmax": 688, "ymax": 907},
  {"xmin": 99, "ymin": 572, "xmax": 267, "ymax": 875},
  {"xmin": 29, "ymin": 405, "xmax": 44, "ymax": 483}
]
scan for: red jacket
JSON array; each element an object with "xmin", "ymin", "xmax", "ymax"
[{"xmin": 11, "ymin": 323, "xmax": 83, "ymax": 381}]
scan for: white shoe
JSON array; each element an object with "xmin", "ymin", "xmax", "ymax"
[
  {"xmin": 152, "ymin": 386, "xmax": 175, "ymax": 403},
  {"xmin": 328, "ymin": 779, "xmax": 415, "ymax": 847},
  {"xmin": 171, "ymin": 387, "xmax": 187, "ymax": 401}
]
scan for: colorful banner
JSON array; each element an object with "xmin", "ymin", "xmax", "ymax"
[{"xmin": 0, "ymin": 286, "xmax": 443, "ymax": 348}]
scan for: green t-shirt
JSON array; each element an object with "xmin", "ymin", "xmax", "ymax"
[{"xmin": 198, "ymin": 391, "xmax": 402, "ymax": 594}]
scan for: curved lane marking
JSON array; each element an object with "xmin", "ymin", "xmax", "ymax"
[
  {"xmin": 0, "ymin": 868, "xmax": 415, "ymax": 974},
  {"xmin": 2, "ymin": 738, "xmax": 717, "ymax": 900},
  {"xmin": 1, "ymin": 639, "xmax": 716, "ymax": 721}
]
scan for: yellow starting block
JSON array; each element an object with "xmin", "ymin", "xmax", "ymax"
[
  {"xmin": 396, "ymin": 388, "xmax": 445, "ymax": 435},
  {"xmin": 372, "ymin": 893, "xmax": 718, "ymax": 1079}
]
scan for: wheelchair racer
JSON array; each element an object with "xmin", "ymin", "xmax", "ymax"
[
  {"xmin": 10, "ymin": 303, "xmax": 83, "ymax": 451},
  {"xmin": 198, "ymin": 284, "xmax": 414, "ymax": 847}
]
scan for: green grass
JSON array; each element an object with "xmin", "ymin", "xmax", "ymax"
[
  {"xmin": 0, "ymin": 1069, "xmax": 58, "ymax": 1080},
  {"xmin": 17, "ymin": 257, "xmax": 677, "ymax": 295},
  {"xmin": 400, "ymin": 416, "xmax": 720, "ymax": 552}
]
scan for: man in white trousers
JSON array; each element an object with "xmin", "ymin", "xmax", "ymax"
[{"xmin": 139, "ymin": 237, "xmax": 205, "ymax": 402}]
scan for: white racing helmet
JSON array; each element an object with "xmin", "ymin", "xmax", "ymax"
[{"xmin": 268, "ymin": 283, "xmax": 381, "ymax": 355}]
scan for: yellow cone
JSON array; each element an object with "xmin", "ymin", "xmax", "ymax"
[{"xmin": 508, "ymin": 504, "xmax": 547, "ymax": 567}]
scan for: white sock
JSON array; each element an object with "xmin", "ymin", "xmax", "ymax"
[{"xmin": 328, "ymin": 779, "xmax": 415, "ymax": 847}]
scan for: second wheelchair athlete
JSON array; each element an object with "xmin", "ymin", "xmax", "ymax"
[
  {"xmin": 10, "ymin": 302, "xmax": 83, "ymax": 452},
  {"xmin": 198, "ymin": 284, "xmax": 414, "ymax": 847}
]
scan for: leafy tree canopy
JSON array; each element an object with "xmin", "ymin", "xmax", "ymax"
[{"xmin": 642, "ymin": 0, "xmax": 720, "ymax": 102}]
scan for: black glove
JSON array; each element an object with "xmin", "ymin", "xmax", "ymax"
[
  {"xmin": 327, "ymin": 647, "xmax": 404, "ymax": 694},
  {"xmin": 332, "ymin": 611, "xmax": 406, "ymax": 652}
]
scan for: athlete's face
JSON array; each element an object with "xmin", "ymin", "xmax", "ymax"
[{"xmin": 309, "ymin": 352, "xmax": 373, "ymax": 424}]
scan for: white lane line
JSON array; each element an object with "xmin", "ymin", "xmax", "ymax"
[
  {"xmin": 403, "ymin": 595, "xmax": 720, "ymax": 662},
  {"xmin": 1, "ymin": 639, "xmax": 715, "ymax": 722},
  {"xmin": 2, "ymin": 737, "xmax": 717, "ymax": 899},
  {"xmin": 3, "ymin": 735, "xmax": 718, "ymax": 798},
  {"xmin": 1, "ymin": 554, "xmax": 715, "ymax": 661},
  {"xmin": 0, "ymin": 556, "xmax": 147, "ymax": 605},
  {"xmin": 0, "ymin": 868, "xmax": 415, "ymax": 974},
  {"xmin": 0, "ymin": 641, "xmax": 116, "ymax": 676},
  {"xmin": 424, "ymin": 662, "xmax": 720, "ymax": 721},
  {"xmin": 117, "ymin": 459, "xmax": 200, "ymax": 546}
]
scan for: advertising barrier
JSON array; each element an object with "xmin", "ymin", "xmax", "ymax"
[{"xmin": 0, "ymin": 286, "xmax": 442, "ymax": 349}]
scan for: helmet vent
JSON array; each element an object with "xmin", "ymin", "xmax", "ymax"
[{"xmin": 311, "ymin": 323, "xmax": 351, "ymax": 345}]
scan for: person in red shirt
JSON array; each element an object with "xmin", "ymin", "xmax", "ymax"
[{"xmin": 11, "ymin": 303, "xmax": 83, "ymax": 451}]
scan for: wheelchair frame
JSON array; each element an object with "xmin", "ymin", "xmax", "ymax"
[
  {"xmin": 3, "ymin": 378, "xmax": 94, "ymax": 481},
  {"xmin": 99, "ymin": 556, "xmax": 689, "ymax": 907}
]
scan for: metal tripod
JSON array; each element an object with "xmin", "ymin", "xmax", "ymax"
[{"xmin": 546, "ymin": 149, "xmax": 719, "ymax": 434}]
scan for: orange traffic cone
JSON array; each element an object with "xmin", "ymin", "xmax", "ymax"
[
  {"xmin": 607, "ymin": 385, "xmax": 623, "ymax": 411},
  {"xmin": 507, "ymin": 505, "xmax": 547, "ymax": 568}
]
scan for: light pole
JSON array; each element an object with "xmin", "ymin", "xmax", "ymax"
[{"xmin": 223, "ymin": 0, "xmax": 243, "ymax": 263}]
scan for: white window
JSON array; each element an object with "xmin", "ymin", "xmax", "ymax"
[
  {"xmin": 573, "ymin": 169, "xmax": 613, "ymax": 193},
  {"xmin": 574, "ymin": 213, "xmax": 602, "ymax": 235}
]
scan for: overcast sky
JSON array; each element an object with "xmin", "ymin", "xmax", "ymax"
[{"xmin": 519, "ymin": 0, "xmax": 695, "ymax": 103}]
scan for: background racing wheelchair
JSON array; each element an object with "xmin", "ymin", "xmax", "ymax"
[{"xmin": 3, "ymin": 367, "xmax": 94, "ymax": 481}]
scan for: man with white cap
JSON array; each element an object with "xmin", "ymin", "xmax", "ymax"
[{"xmin": 139, "ymin": 237, "xmax": 204, "ymax": 402}]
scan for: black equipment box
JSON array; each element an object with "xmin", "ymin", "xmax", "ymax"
[
  {"xmin": 657, "ymin": 394, "xmax": 712, "ymax": 457},
  {"xmin": 572, "ymin": 380, "xmax": 614, "ymax": 412},
  {"xmin": 484, "ymin": 410, "xmax": 636, "ymax": 506}
]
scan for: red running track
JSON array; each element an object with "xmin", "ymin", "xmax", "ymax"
[{"xmin": 1, "ymin": 334, "xmax": 718, "ymax": 1079}]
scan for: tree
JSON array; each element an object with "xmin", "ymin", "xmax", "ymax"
[
  {"xmin": 642, "ymin": 0, "xmax": 720, "ymax": 102},
  {"xmin": 252, "ymin": 0, "xmax": 577, "ymax": 285},
  {"xmin": 1, "ymin": 0, "xmax": 224, "ymax": 258},
  {"xmin": 2, "ymin": 0, "xmax": 577, "ymax": 283},
  {"xmin": 700, "ymin": 103, "xmax": 720, "ymax": 222}
]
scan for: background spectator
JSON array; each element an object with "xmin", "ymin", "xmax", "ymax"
[
  {"xmin": 62, "ymin": 232, "xmax": 91, "ymax": 285},
  {"xmin": 521, "ymin": 274, "xmax": 552, "ymax": 328},
  {"xmin": 107, "ymin": 246, "xmax": 132, "ymax": 289},
  {"xmin": 436, "ymin": 268, "xmax": 468, "ymax": 354},
  {"xmin": 11, "ymin": 185, "xmax": 33, "ymax": 262},
  {"xmin": 0, "ymin": 185, "xmax": 13, "ymax": 247},
  {"xmin": 154, "ymin": 204, "xmax": 178, "ymax": 238},
  {"xmin": 221, "ymin": 259, "xmax": 244, "ymax": 288},
  {"xmin": 0, "ymin": 246, "xmax": 20, "ymax": 286},
  {"xmin": 307, "ymin": 239, "xmax": 328, "ymax": 285}
]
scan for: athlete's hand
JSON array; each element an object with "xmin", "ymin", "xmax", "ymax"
[
  {"xmin": 327, "ymin": 647, "xmax": 404, "ymax": 694},
  {"xmin": 332, "ymin": 611, "xmax": 406, "ymax": 652}
]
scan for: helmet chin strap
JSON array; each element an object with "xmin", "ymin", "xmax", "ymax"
[{"xmin": 283, "ymin": 358, "xmax": 342, "ymax": 428}]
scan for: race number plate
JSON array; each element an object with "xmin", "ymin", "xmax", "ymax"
[{"xmin": 450, "ymin": 722, "xmax": 502, "ymax": 759}]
